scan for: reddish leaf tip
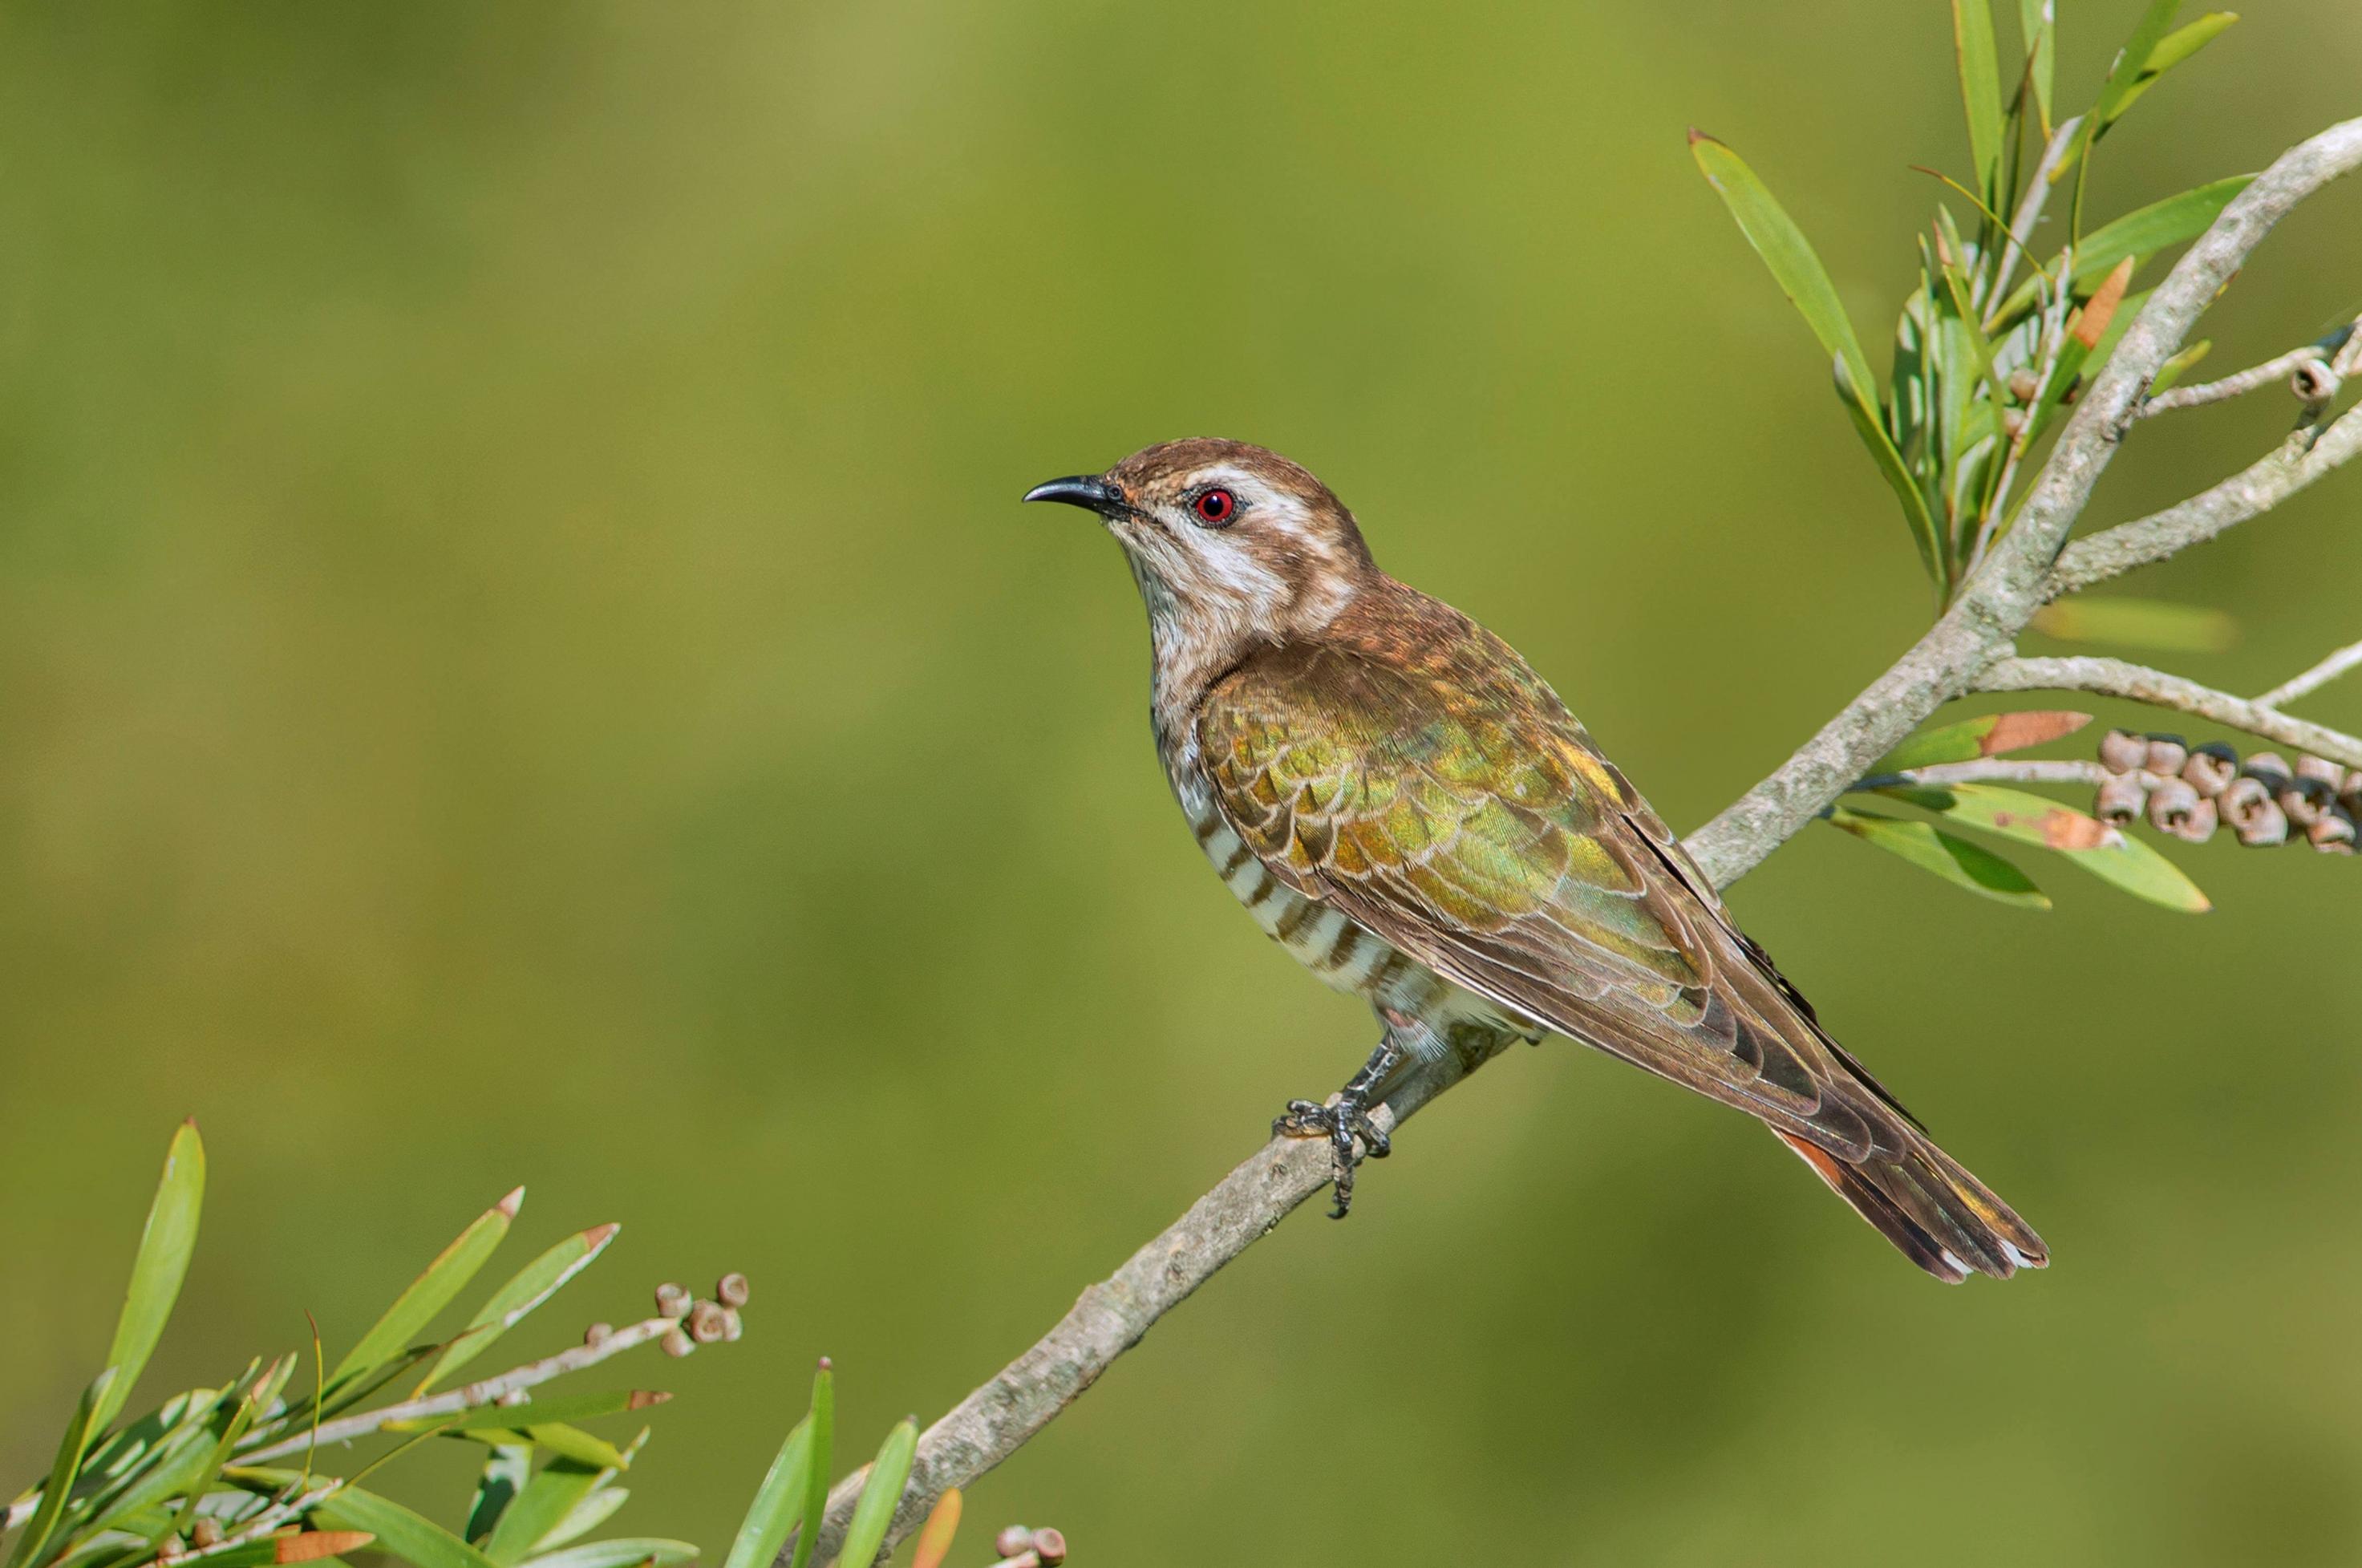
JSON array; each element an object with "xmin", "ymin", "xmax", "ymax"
[
  {"xmin": 816, "ymin": 1355, "xmax": 833, "ymax": 1371},
  {"xmin": 583, "ymin": 1222, "xmax": 620, "ymax": 1246},
  {"xmin": 496, "ymin": 1186, "xmax": 525, "ymax": 1218},
  {"xmin": 627, "ymin": 1389, "xmax": 672, "ymax": 1409}
]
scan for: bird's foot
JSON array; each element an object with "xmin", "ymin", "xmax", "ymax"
[{"xmin": 1272, "ymin": 1093, "xmax": 1390, "ymax": 1219}]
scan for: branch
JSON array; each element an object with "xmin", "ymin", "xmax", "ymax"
[
  {"xmin": 1976, "ymin": 655, "xmax": 2362, "ymax": 768},
  {"xmin": 2044, "ymin": 403, "xmax": 2362, "ymax": 597},
  {"xmin": 1864, "ymin": 759, "xmax": 2113, "ymax": 789},
  {"xmin": 786, "ymin": 115, "xmax": 2362, "ymax": 1568},
  {"xmin": 2257, "ymin": 638, "xmax": 2362, "ymax": 709}
]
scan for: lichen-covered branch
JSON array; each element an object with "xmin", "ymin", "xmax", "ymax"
[
  {"xmin": 789, "ymin": 115, "xmax": 2362, "ymax": 1568},
  {"xmin": 1976, "ymin": 656, "xmax": 2362, "ymax": 768},
  {"xmin": 2258, "ymin": 638, "xmax": 2362, "ymax": 709}
]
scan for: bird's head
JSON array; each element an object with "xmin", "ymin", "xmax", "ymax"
[{"xmin": 1024, "ymin": 439, "xmax": 1376, "ymax": 648}]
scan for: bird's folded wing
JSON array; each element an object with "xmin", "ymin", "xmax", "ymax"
[{"xmin": 1197, "ymin": 637, "xmax": 1914, "ymax": 1162}]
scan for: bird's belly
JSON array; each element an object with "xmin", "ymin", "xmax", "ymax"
[{"xmin": 1184, "ymin": 797, "xmax": 1533, "ymax": 1047}]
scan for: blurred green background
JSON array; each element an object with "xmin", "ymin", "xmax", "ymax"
[{"xmin": 4, "ymin": 2, "xmax": 2360, "ymax": 1562}]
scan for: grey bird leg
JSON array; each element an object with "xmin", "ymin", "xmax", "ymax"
[{"xmin": 1273, "ymin": 1019, "xmax": 1419, "ymax": 1219}]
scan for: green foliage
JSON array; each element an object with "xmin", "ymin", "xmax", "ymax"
[
  {"xmin": 0, "ymin": 1132, "xmax": 985, "ymax": 1568},
  {"xmin": 1696, "ymin": 0, "xmax": 2244, "ymax": 599}
]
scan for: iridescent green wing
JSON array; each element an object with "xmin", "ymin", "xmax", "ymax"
[{"xmin": 1198, "ymin": 632, "xmax": 1898, "ymax": 1160}]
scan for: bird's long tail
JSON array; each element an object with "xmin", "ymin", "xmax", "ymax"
[{"xmin": 1774, "ymin": 1128, "xmax": 2047, "ymax": 1283}]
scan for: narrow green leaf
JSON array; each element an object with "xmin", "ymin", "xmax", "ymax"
[
  {"xmin": 721, "ymin": 1419, "xmax": 812, "ymax": 1568},
  {"xmin": 94, "ymin": 1123, "xmax": 205, "ymax": 1434},
  {"xmin": 485, "ymin": 1461, "xmax": 605, "ymax": 1566},
  {"xmin": 444, "ymin": 1426, "xmax": 630, "ymax": 1473},
  {"xmin": 529, "ymin": 1485, "xmax": 630, "ymax": 1554},
  {"xmin": 1874, "ymin": 711, "xmax": 2092, "ymax": 771},
  {"xmin": 785, "ymin": 1362, "xmax": 833, "ymax": 1568},
  {"xmin": 2149, "ymin": 338, "xmax": 2212, "ymax": 393},
  {"xmin": 422, "ymin": 1224, "xmax": 618, "ymax": 1390},
  {"xmin": 2109, "ymin": 11, "xmax": 2238, "ymax": 126},
  {"xmin": 1834, "ymin": 356, "xmax": 1947, "ymax": 586},
  {"xmin": 1690, "ymin": 132, "xmax": 1877, "ymax": 399},
  {"xmin": 6, "ymin": 1371, "xmax": 115, "ymax": 1568},
  {"xmin": 836, "ymin": 1420, "xmax": 917, "ymax": 1568},
  {"xmin": 391, "ymin": 1389, "xmax": 670, "ymax": 1439},
  {"xmin": 1827, "ymin": 808, "xmax": 2051, "ymax": 908},
  {"xmin": 1951, "ymin": 0, "xmax": 2005, "ymax": 200},
  {"xmin": 2071, "ymin": 177, "xmax": 2248, "ymax": 290},
  {"xmin": 521, "ymin": 1541, "xmax": 697, "ymax": 1568},
  {"xmin": 2094, "ymin": 0, "xmax": 2183, "ymax": 131},
  {"xmin": 314, "ymin": 1489, "xmax": 503, "ymax": 1568},
  {"xmin": 164, "ymin": 1534, "xmax": 376, "ymax": 1568},
  {"xmin": 467, "ymin": 1445, "xmax": 533, "ymax": 1547},
  {"xmin": 1882, "ymin": 783, "xmax": 2211, "ymax": 910},
  {"xmin": 2029, "ymin": 598, "xmax": 2237, "ymax": 652},
  {"xmin": 329, "ymin": 1189, "xmax": 521, "ymax": 1389},
  {"xmin": 2016, "ymin": 0, "xmax": 2055, "ymax": 131}
]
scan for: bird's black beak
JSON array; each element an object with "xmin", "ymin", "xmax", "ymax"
[{"xmin": 1021, "ymin": 474, "xmax": 1125, "ymax": 515}]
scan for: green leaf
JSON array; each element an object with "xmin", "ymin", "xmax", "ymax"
[
  {"xmin": 2016, "ymin": 0, "xmax": 2055, "ymax": 131},
  {"xmin": 421, "ymin": 1224, "xmax": 618, "ymax": 1390},
  {"xmin": 1827, "ymin": 808, "xmax": 2051, "ymax": 908},
  {"xmin": 94, "ymin": 1122, "xmax": 205, "ymax": 1434},
  {"xmin": 329, "ymin": 1189, "xmax": 521, "ymax": 1390},
  {"xmin": 1951, "ymin": 0, "xmax": 2005, "ymax": 200},
  {"xmin": 529, "ymin": 1485, "xmax": 630, "ymax": 1554},
  {"xmin": 1883, "ymin": 783, "xmax": 2210, "ymax": 910},
  {"xmin": 722, "ymin": 1419, "xmax": 812, "ymax": 1568},
  {"xmin": 785, "ymin": 1363, "xmax": 833, "ymax": 1568},
  {"xmin": 314, "ymin": 1489, "xmax": 503, "ymax": 1568},
  {"xmin": 836, "ymin": 1420, "xmax": 917, "ymax": 1568},
  {"xmin": 6, "ymin": 1370, "xmax": 115, "ymax": 1568},
  {"xmin": 390, "ymin": 1389, "xmax": 671, "ymax": 1439},
  {"xmin": 522, "ymin": 1541, "xmax": 697, "ymax": 1568},
  {"xmin": 448, "ymin": 1426, "xmax": 630, "ymax": 1473},
  {"xmin": 1690, "ymin": 132, "xmax": 1877, "ymax": 402},
  {"xmin": 1835, "ymin": 355, "xmax": 1947, "ymax": 585},
  {"xmin": 2150, "ymin": 338, "xmax": 2212, "ymax": 393},
  {"xmin": 485, "ymin": 1461, "xmax": 606, "ymax": 1566},
  {"xmin": 2030, "ymin": 598, "xmax": 2237, "ymax": 653},
  {"xmin": 1995, "ymin": 176, "xmax": 2247, "ymax": 328},
  {"xmin": 467, "ymin": 1445, "xmax": 533, "ymax": 1547},
  {"xmin": 2108, "ymin": 10, "xmax": 2238, "ymax": 127},
  {"xmin": 168, "ymin": 1534, "xmax": 377, "ymax": 1568},
  {"xmin": 1874, "ymin": 711, "xmax": 2092, "ymax": 771}
]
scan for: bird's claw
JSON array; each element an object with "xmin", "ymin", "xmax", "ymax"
[{"xmin": 1272, "ymin": 1095, "xmax": 1389, "ymax": 1218}]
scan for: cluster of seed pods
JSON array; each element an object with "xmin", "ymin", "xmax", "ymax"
[{"xmin": 2094, "ymin": 729, "xmax": 2358, "ymax": 853}]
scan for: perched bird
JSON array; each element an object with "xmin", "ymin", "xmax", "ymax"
[{"xmin": 1023, "ymin": 440, "xmax": 2046, "ymax": 1282}]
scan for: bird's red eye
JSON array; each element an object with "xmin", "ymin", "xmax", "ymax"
[{"xmin": 1193, "ymin": 488, "xmax": 1236, "ymax": 525}]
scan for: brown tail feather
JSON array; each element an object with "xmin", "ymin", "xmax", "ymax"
[{"xmin": 1774, "ymin": 1129, "xmax": 2048, "ymax": 1283}]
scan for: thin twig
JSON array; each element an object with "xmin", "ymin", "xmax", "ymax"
[
  {"xmin": 2137, "ymin": 337, "xmax": 2347, "ymax": 417},
  {"xmin": 2256, "ymin": 638, "xmax": 2362, "ymax": 709},
  {"xmin": 1977, "ymin": 655, "xmax": 2362, "ymax": 768},
  {"xmin": 2044, "ymin": 404, "xmax": 2362, "ymax": 598},
  {"xmin": 236, "ymin": 1316, "xmax": 679, "ymax": 1465},
  {"xmin": 1983, "ymin": 115, "xmax": 2081, "ymax": 322}
]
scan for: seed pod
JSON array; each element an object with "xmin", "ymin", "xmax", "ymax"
[
  {"xmin": 2295, "ymin": 756, "xmax": 2344, "ymax": 789},
  {"xmin": 655, "ymin": 1282, "xmax": 691, "ymax": 1319},
  {"xmin": 716, "ymin": 1272, "xmax": 751, "ymax": 1308},
  {"xmin": 2098, "ymin": 728, "xmax": 2148, "ymax": 773},
  {"xmin": 2281, "ymin": 776, "xmax": 2333, "ymax": 829},
  {"xmin": 2166, "ymin": 796, "xmax": 2218, "ymax": 845},
  {"xmin": 192, "ymin": 1520, "xmax": 225, "ymax": 1550},
  {"xmin": 2310, "ymin": 807, "xmax": 2358, "ymax": 854},
  {"xmin": 2146, "ymin": 776, "xmax": 2201, "ymax": 835},
  {"xmin": 2000, "ymin": 407, "xmax": 2028, "ymax": 440},
  {"xmin": 2342, "ymin": 771, "xmax": 2362, "ymax": 820},
  {"xmin": 663, "ymin": 1326, "xmax": 696, "ymax": 1359},
  {"xmin": 585, "ymin": 1322, "xmax": 613, "ymax": 1347},
  {"xmin": 2291, "ymin": 358, "xmax": 2343, "ymax": 403},
  {"xmin": 2094, "ymin": 772, "xmax": 2147, "ymax": 825},
  {"xmin": 2007, "ymin": 367, "xmax": 2040, "ymax": 403},
  {"xmin": 1031, "ymin": 1528, "xmax": 1068, "ymax": 1566},
  {"xmin": 2182, "ymin": 741, "xmax": 2238, "ymax": 797},
  {"xmin": 995, "ymin": 1528, "xmax": 1035, "ymax": 1559},
  {"xmin": 720, "ymin": 1307, "xmax": 744, "ymax": 1342},
  {"xmin": 2243, "ymin": 751, "xmax": 2293, "ymax": 790},
  {"xmin": 688, "ymin": 1301, "xmax": 729, "ymax": 1344},
  {"xmin": 2230, "ymin": 790, "xmax": 2291, "ymax": 848},
  {"xmin": 2142, "ymin": 734, "xmax": 2189, "ymax": 776}
]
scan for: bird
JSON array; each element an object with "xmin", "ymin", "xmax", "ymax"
[{"xmin": 1022, "ymin": 439, "xmax": 2046, "ymax": 1282}]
